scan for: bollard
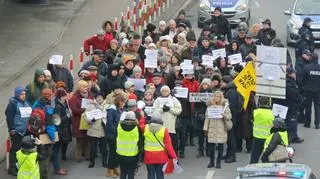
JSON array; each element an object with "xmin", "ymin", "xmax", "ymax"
[
  {"xmin": 127, "ymin": 7, "xmax": 131, "ymax": 22},
  {"xmin": 69, "ymin": 55, "xmax": 74, "ymax": 76},
  {"xmin": 114, "ymin": 17, "xmax": 118, "ymax": 31},
  {"xmin": 153, "ymin": 8, "xmax": 157, "ymax": 21},
  {"xmin": 89, "ymin": 45, "xmax": 93, "ymax": 60},
  {"xmin": 6, "ymin": 138, "xmax": 10, "ymax": 170},
  {"xmin": 121, "ymin": 12, "xmax": 125, "ymax": 25},
  {"xmin": 162, "ymin": 2, "xmax": 166, "ymax": 13},
  {"xmin": 144, "ymin": 20, "xmax": 147, "ymax": 30},
  {"xmin": 149, "ymin": 14, "xmax": 152, "ymax": 23},
  {"xmin": 157, "ymin": 6, "xmax": 161, "ymax": 17},
  {"xmin": 139, "ymin": 25, "xmax": 142, "ymax": 36},
  {"xmin": 166, "ymin": 0, "xmax": 170, "ymax": 8},
  {"xmin": 80, "ymin": 47, "xmax": 84, "ymax": 68},
  {"xmin": 133, "ymin": 14, "xmax": 137, "ymax": 31},
  {"xmin": 133, "ymin": 2, "xmax": 137, "ymax": 15}
]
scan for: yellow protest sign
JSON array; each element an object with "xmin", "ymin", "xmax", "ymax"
[{"xmin": 234, "ymin": 62, "xmax": 256, "ymax": 110}]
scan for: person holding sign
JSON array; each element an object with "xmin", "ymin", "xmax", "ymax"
[
  {"xmin": 5, "ymin": 86, "xmax": 32, "ymax": 176},
  {"xmin": 203, "ymin": 91, "xmax": 232, "ymax": 169},
  {"xmin": 216, "ymin": 57, "xmax": 231, "ymax": 76}
]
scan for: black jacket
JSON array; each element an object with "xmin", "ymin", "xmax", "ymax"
[
  {"xmin": 301, "ymin": 61, "xmax": 320, "ymax": 92},
  {"xmin": 285, "ymin": 77, "xmax": 303, "ymax": 119},
  {"xmin": 223, "ymin": 82, "xmax": 240, "ymax": 123},
  {"xmin": 175, "ymin": 18, "xmax": 192, "ymax": 29},
  {"xmin": 239, "ymin": 43, "xmax": 256, "ymax": 59},
  {"xmin": 295, "ymin": 57, "xmax": 313, "ymax": 86},
  {"xmin": 204, "ymin": 15, "xmax": 232, "ymax": 42},
  {"xmin": 100, "ymin": 65, "xmax": 123, "ymax": 97},
  {"xmin": 54, "ymin": 98, "xmax": 72, "ymax": 142},
  {"xmin": 257, "ymin": 28, "xmax": 277, "ymax": 46},
  {"xmin": 47, "ymin": 64, "xmax": 74, "ymax": 93},
  {"xmin": 261, "ymin": 128, "xmax": 287, "ymax": 162}
]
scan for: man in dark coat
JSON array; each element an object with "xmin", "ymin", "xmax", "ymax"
[
  {"xmin": 204, "ymin": 7, "xmax": 232, "ymax": 42},
  {"xmin": 256, "ymin": 19, "xmax": 277, "ymax": 46},
  {"xmin": 175, "ymin": 9, "xmax": 192, "ymax": 29},
  {"xmin": 100, "ymin": 64, "xmax": 122, "ymax": 97}
]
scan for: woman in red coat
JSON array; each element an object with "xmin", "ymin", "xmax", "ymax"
[
  {"xmin": 68, "ymin": 80, "xmax": 93, "ymax": 162},
  {"xmin": 102, "ymin": 20, "xmax": 117, "ymax": 47}
]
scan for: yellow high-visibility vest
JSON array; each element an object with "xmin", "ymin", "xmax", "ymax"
[
  {"xmin": 16, "ymin": 150, "xmax": 40, "ymax": 179},
  {"xmin": 144, "ymin": 125, "xmax": 165, "ymax": 152},
  {"xmin": 116, "ymin": 124, "xmax": 139, "ymax": 157},
  {"xmin": 264, "ymin": 131, "xmax": 289, "ymax": 151},
  {"xmin": 253, "ymin": 109, "xmax": 274, "ymax": 139}
]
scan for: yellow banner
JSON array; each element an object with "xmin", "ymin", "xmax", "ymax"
[{"xmin": 234, "ymin": 62, "xmax": 256, "ymax": 110}]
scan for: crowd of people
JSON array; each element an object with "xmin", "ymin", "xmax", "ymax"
[{"xmin": 4, "ymin": 6, "xmax": 320, "ymax": 179}]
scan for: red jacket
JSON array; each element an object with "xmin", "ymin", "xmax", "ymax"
[
  {"xmin": 83, "ymin": 35, "xmax": 109, "ymax": 54},
  {"xmin": 105, "ymin": 32, "xmax": 114, "ymax": 47},
  {"xmin": 182, "ymin": 78, "xmax": 199, "ymax": 93},
  {"xmin": 142, "ymin": 126, "xmax": 177, "ymax": 164}
]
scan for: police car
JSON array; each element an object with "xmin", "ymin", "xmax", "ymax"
[
  {"xmin": 197, "ymin": 0, "xmax": 251, "ymax": 28},
  {"xmin": 236, "ymin": 163, "xmax": 316, "ymax": 179},
  {"xmin": 284, "ymin": 0, "xmax": 320, "ymax": 46}
]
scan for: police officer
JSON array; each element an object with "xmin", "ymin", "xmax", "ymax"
[
  {"xmin": 250, "ymin": 96, "xmax": 274, "ymax": 164},
  {"xmin": 298, "ymin": 17, "xmax": 314, "ymax": 42},
  {"xmin": 300, "ymin": 53, "xmax": 320, "ymax": 129},
  {"xmin": 261, "ymin": 117, "xmax": 289, "ymax": 163},
  {"xmin": 295, "ymin": 17, "xmax": 315, "ymax": 59},
  {"xmin": 256, "ymin": 19, "xmax": 277, "ymax": 46},
  {"xmin": 116, "ymin": 111, "xmax": 141, "ymax": 179}
]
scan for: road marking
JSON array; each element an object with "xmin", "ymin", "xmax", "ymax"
[
  {"xmin": 255, "ymin": 1, "xmax": 260, "ymax": 8},
  {"xmin": 205, "ymin": 170, "xmax": 215, "ymax": 179}
]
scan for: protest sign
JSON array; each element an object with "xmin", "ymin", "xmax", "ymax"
[
  {"xmin": 212, "ymin": 48, "xmax": 226, "ymax": 59},
  {"xmin": 19, "ymin": 107, "xmax": 32, "ymax": 118},
  {"xmin": 174, "ymin": 87, "xmax": 189, "ymax": 98},
  {"xmin": 272, "ymin": 103, "xmax": 288, "ymax": 119},
  {"xmin": 189, "ymin": 93, "xmax": 213, "ymax": 102},
  {"xmin": 128, "ymin": 78, "xmax": 146, "ymax": 92},
  {"xmin": 181, "ymin": 64, "xmax": 194, "ymax": 75},
  {"xmin": 85, "ymin": 109, "xmax": 104, "ymax": 120},
  {"xmin": 39, "ymin": 132, "xmax": 59, "ymax": 144},
  {"xmin": 261, "ymin": 64, "xmax": 281, "ymax": 81},
  {"xmin": 228, "ymin": 53, "xmax": 242, "ymax": 65},
  {"xmin": 207, "ymin": 106, "xmax": 224, "ymax": 119},
  {"xmin": 49, "ymin": 55, "xmax": 63, "ymax": 65},
  {"xmin": 145, "ymin": 49, "xmax": 158, "ymax": 68},
  {"xmin": 81, "ymin": 98, "xmax": 92, "ymax": 109},
  {"xmin": 202, "ymin": 55, "xmax": 214, "ymax": 66}
]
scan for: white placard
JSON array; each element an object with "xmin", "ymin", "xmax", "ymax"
[
  {"xmin": 128, "ymin": 78, "xmax": 146, "ymax": 92},
  {"xmin": 228, "ymin": 53, "xmax": 242, "ymax": 65},
  {"xmin": 145, "ymin": 50, "xmax": 158, "ymax": 68},
  {"xmin": 174, "ymin": 87, "xmax": 189, "ymax": 98},
  {"xmin": 212, "ymin": 48, "xmax": 226, "ymax": 59},
  {"xmin": 120, "ymin": 111, "xmax": 127, "ymax": 121},
  {"xmin": 81, "ymin": 98, "xmax": 92, "ymax": 109},
  {"xmin": 183, "ymin": 59, "xmax": 192, "ymax": 65},
  {"xmin": 19, "ymin": 107, "xmax": 32, "ymax": 118},
  {"xmin": 202, "ymin": 55, "xmax": 214, "ymax": 66},
  {"xmin": 207, "ymin": 106, "xmax": 224, "ymax": 119},
  {"xmin": 189, "ymin": 93, "xmax": 213, "ymax": 102},
  {"xmin": 49, "ymin": 55, "xmax": 63, "ymax": 65},
  {"xmin": 261, "ymin": 64, "xmax": 280, "ymax": 81},
  {"xmin": 144, "ymin": 106, "xmax": 154, "ymax": 116},
  {"xmin": 181, "ymin": 65, "xmax": 194, "ymax": 75},
  {"xmin": 85, "ymin": 109, "xmax": 104, "ymax": 120},
  {"xmin": 272, "ymin": 103, "xmax": 288, "ymax": 119},
  {"xmin": 257, "ymin": 45, "xmax": 280, "ymax": 64}
]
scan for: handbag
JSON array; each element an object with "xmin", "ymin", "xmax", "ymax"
[
  {"xmin": 223, "ymin": 118, "xmax": 233, "ymax": 131},
  {"xmin": 268, "ymin": 139, "xmax": 289, "ymax": 162},
  {"xmin": 79, "ymin": 113, "xmax": 90, "ymax": 130}
]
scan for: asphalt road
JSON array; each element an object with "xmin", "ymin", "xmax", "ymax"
[{"xmin": 1, "ymin": 0, "xmax": 320, "ymax": 178}]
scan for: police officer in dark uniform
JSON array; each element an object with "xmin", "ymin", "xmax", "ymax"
[
  {"xmin": 295, "ymin": 17, "xmax": 315, "ymax": 58},
  {"xmin": 300, "ymin": 53, "xmax": 320, "ymax": 129},
  {"xmin": 256, "ymin": 19, "xmax": 277, "ymax": 46}
]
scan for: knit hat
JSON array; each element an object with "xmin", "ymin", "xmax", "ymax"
[
  {"xmin": 221, "ymin": 75, "xmax": 232, "ymax": 83},
  {"xmin": 214, "ymin": 7, "xmax": 222, "ymax": 12},
  {"xmin": 145, "ymin": 36, "xmax": 153, "ymax": 43},
  {"xmin": 93, "ymin": 49, "xmax": 105, "ymax": 57},
  {"xmin": 133, "ymin": 65, "xmax": 142, "ymax": 74},
  {"xmin": 119, "ymin": 32, "xmax": 127, "ymax": 39},
  {"xmin": 56, "ymin": 88, "xmax": 67, "ymax": 99},
  {"xmin": 201, "ymin": 78, "xmax": 211, "ymax": 87},
  {"xmin": 121, "ymin": 38, "xmax": 130, "ymax": 46},
  {"xmin": 153, "ymin": 72, "xmax": 162, "ymax": 78},
  {"xmin": 43, "ymin": 70, "xmax": 51, "ymax": 77},
  {"xmin": 112, "ymin": 83, "xmax": 122, "ymax": 91},
  {"xmin": 158, "ymin": 55, "xmax": 169, "ymax": 63},
  {"xmin": 14, "ymin": 86, "xmax": 25, "ymax": 99},
  {"xmin": 127, "ymin": 99, "xmax": 137, "ymax": 107},
  {"xmin": 41, "ymin": 88, "xmax": 53, "ymax": 100},
  {"xmin": 144, "ymin": 89, "xmax": 154, "ymax": 96},
  {"xmin": 211, "ymin": 74, "xmax": 221, "ymax": 82},
  {"xmin": 79, "ymin": 70, "xmax": 90, "ymax": 77},
  {"xmin": 273, "ymin": 117, "xmax": 286, "ymax": 129},
  {"xmin": 186, "ymin": 30, "xmax": 196, "ymax": 42},
  {"xmin": 147, "ymin": 43, "xmax": 156, "ymax": 49},
  {"xmin": 110, "ymin": 39, "xmax": 118, "ymax": 46},
  {"xmin": 125, "ymin": 111, "xmax": 136, "ymax": 120},
  {"xmin": 159, "ymin": 20, "xmax": 166, "ymax": 26},
  {"xmin": 160, "ymin": 85, "xmax": 170, "ymax": 93},
  {"xmin": 55, "ymin": 81, "xmax": 66, "ymax": 90},
  {"xmin": 150, "ymin": 111, "xmax": 163, "ymax": 124},
  {"xmin": 147, "ymin": 23, "xmax": 157, "ymax": 32},
  {"xmin": 124, "ymin": 81, "xmax": 135, "ymax": 89},
  {"xmin": 96, "ymin": 29, "xmax": 105, "ymax": 36},
  {"xmin": 21, "ymin": 136, "xmax": 36, "ymax": 150}
]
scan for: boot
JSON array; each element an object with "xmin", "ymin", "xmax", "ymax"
[
  {"xmin": 207, "ymin": 147, "xmax": 215, "ymax": 168},
  {"xmin": 105, "ymin": 169, "xmax": 117, "ymax": 178},
  {"xmin": 88, "ymin": 159, "xmax": 95, "ymax": 168},
  {"xmin": 113, "ymin": 168, "xmax": 120, "ymax": 177},
  {"xmin": 225, "ymin": 154, "xmax": 236, "ymax": 163},
  {"xmin": 190, "ymin": 137, "xmax": 195, "ymax": 146},
  {"xmin": 216, "ymin": 146, "xmax": 223, "ymax": 169},
  {"xmin": 196, "ymin": 150, "xmax": 204, "ymax": 158},
  {"xmin": 179, "ymin": 152, "xmax": 185, "ymax": 159}
]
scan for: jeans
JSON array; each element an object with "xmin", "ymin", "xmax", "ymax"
[
  {"xmin": 51, "ymin": 142, "xmax": 61, "ymax": 172},
  {"xmin": 9, "ymin": 132, "xmax": 23, "ymax": 172},
  {"xmin": 119, "ymin": 160, "xmax": 137, "ymax": 179},
  {"xmin": 107, "ymin": 139, "xmax": 118, "ymax": 169},
  {"xmin": 304, "ymin": 91, "xmax": 320, "ymax": 127},
  {"xmin": 89, "ymin": 137, "xmax": 107, "ymax": 166},
  {"xmin": 146, "ymin": 164, "xmax": 164, "ymax": 179},
  {"xmin": 250, "ymin": 138, "xmax": 265, "ymax": 164},
  {"xmin": 39, "ymin": 144, "xmax": 53, "ymax": 179}
]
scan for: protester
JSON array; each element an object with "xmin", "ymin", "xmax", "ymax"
[
  {"xmin": 44, "ymin": 70, "xmax": 56, "ymax": 93},
  {"xmin": 256, "ymin": 19, "xmax": 276, "ymax": 46},
  {"xmin": 47, "ymin": 60, "xmax": 74, "ymax": 93},
  {"xmin": 25, "ymin": 69, "xmax": 48, "ymax": 105},
  {"xmin": 84, "ymin": 30, "xmax": 109, "ymax": 54}
]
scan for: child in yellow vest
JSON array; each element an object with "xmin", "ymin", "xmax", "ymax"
[{"xmin": 16, "ymin": 135, "xmax": 45, "ymax": 179}]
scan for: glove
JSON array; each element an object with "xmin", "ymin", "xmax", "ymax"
[
  {"xmin": 163, "ymin": 105, "xmax": 170, "ymax": 112},
  {"xmin": 91, "ymin": 118, "xmax": 96, "ymax": 123},
  {"xmin": 45, "ymin": 125, "xmax": 56, "ymax": 142}
]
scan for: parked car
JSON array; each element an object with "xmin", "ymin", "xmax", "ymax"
[
  {"xmin": 284, "ymin": 0, "xmax": 320, "ymax": 46},
  {"xmin": 197, "ymin": 0, "xmax": 251, "ymax": 28}
]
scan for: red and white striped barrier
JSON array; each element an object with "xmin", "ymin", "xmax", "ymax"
[
  {"xmin": 114, "ymin": 17, "xmax": 118, "ymax": 31},
  {"xmin": 69, "ymin": 55, "xmax": 74, "ymax": 75},
  {"xmin": 79, "ymin": 47, "xmax": 84, "ymax": 68},
  {"xmin": 6, "ymin": 137, "xmax": 11, "ymax": 170}
]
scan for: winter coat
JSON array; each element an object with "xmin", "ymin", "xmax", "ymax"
[
  {"xmin": 198, "ymin": 46, "xmax": 214, "ymax": 60},
  {"xmin": 239, "ymin": 43, "xmax": 256, "ymax": 59},
  {"xmin": 83, "ymin": 35, "xmax": 109, "ymax": 54},
  {"xmin": 204, "ymin": 15, "xmax": 232, "ymax": 42},
  {"xmin": 301, "ymin": 61, "xmax": 320, "ymax": 93},
  {"xmin": 179, "ymin": 78, "xmax": 199, "ymax": 118},
  {"xmin": 105, "ymin": 104, "xmax": 123, "ymax": 140},
  {"xmin": 223, "ymin": 82, "xmax": 240, "ymax": 123},
  {"xmin": 105, "ymin": 48, "xmax": 118, "ymax": 65},
  {"xmin": 153, "ymin": 95, "xmax": 182, "ymax": 133},
  {"xmin": 181, "ymin": 47, "xmax": 200, "ymax": 61},
  {"xmin": 25, "ymin": 69, "xmax": 48, "ymax": 105},
  {"xmin": 68, "ymin": 91, "xmax": 93, "ymax": 138},
  {"xmin": 203, "ymin": 100, "xmax": 232, "ymax": 143},
  {"xmin": 100, "ymin": 65, "xmax": 123, "ymax": 97},
  {"xmin": 5, "ymin": 97, "xmax": 31, "ymax": 135},
  {"xmin": 47, "ymin": 64, "xmax": 74, "ymax": 92},
  {"xmin": 174, "ymin": 42, "xmax": 188, "ymax": 56},
  {"xmin": 194, "ymin": 89, "xmax": 212, "ymax": 114},
  {"xmin": 79, "ymin": 60, "xmax": 108, "ymax": 82},
  {"xmin": 285, "ymin": 77, "xmax": 303, "ymax": 119},
  {"xmin": 295, "ymin": 57, "xmax": 313, "ymax": 86},
  {"xmin": 295, "ymin": 39, "xmax": 314, "ymax": 58},
  {"xmin": 105, "ymin": 91, "xmax": 128, "ymax": 105},
  {"xmin": 84, "ymin": 100, "xmax": 108, "ymax": 138},
  {"xmin": 142, "ymin": 123, "xmax": 177, "ymax": 164},
  {"xmin": 257, "ymin": 28, "xmax": 277, "ymax": 46},
  {"xmin": 54, "ymin": 98, "xmax": 72, "ymax": 142}
]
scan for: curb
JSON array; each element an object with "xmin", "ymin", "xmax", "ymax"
[{"xmin": 0, "ymin": 0, "xmax": 88, "ymax": 90}]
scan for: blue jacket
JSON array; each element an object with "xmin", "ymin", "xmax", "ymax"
[
  {"xmin": 105, "ymin": 104, "xmax": 122, "ymax": 140},
  {"xmin": 5, "ymin": 97, "xmax": 31, "ymax": 135}
]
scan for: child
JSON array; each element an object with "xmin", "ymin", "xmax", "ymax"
[{"xmin": 16, "ymin": 135, "xmax": 46, "ymax": 179}]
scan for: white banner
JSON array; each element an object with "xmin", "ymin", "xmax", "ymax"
[
  {"xmin": 174, "ymin": 87, "xmax": 189, "ymax": 98},
  {"xmin": 189, "ymin": 93, "xmax": 213, "ymax": 102},
  {"xmin": 207, "ymin": 106, "xmax": 224, "ymax": 119},
  {"xmin": 228, "ymin": 53, "xmax": 242, "ymax": 65}
]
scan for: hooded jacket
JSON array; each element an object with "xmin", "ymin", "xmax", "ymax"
[
  {"xmin": 100, "ymin": 64, "xmax": 122, "ymax": 97},
  {"xmin": 47, "ymin": 64, "xmax": 74, "ymax": 92},
  {"xmin": 25, "ymin": 69, "xmax": 48, "ymax": 105}
]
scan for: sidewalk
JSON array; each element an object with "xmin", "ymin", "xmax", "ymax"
[{"xmin": 0, "ymin": 0, "xmax": 86, "ymax": 89}]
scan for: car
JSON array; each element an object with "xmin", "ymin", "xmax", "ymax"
[
  {"xmin": 236, "ymin": 163, "xmax": 317, "ymax": 179},
  {"xmin": 284, "ymin": 0, "xmax": 320, "ymax": 46},
  {"xmin": 197, "ymin": 0, "xmax": 251, "ymax": 28}
]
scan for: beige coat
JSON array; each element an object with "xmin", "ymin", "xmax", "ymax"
[
  {"xmin": 105, "ymin": 91, "xmax": 128, "ymax": 105},
  {"xmin": 203, "ymin": 103, "xmax": 232, "ymax": 144},
  {"xmin": 84, "ymin": 100, "xmax": 109, "ymax": 138}
]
